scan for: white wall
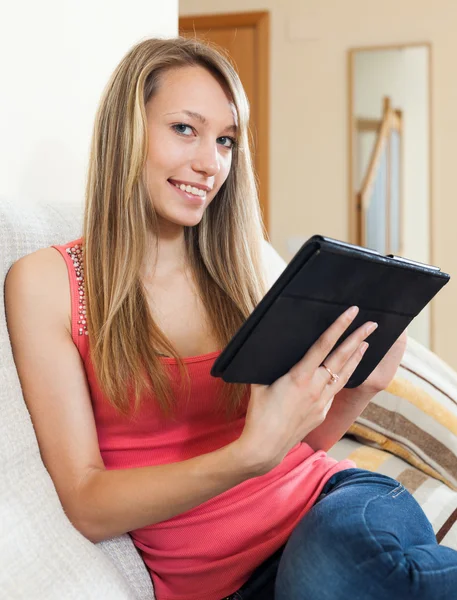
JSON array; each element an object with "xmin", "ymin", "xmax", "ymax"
[
  {"xmin": 0, "ymin": 0, "xmax": 178, "ymax": 208},
  {"xmin": 180, "ymin": 0, "xmax": 457, "ymax": 369}
]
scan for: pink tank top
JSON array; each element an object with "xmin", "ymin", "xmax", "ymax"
[{"xmin": 53, "ymin": 239, "xmax": 354, "ymax": 600}]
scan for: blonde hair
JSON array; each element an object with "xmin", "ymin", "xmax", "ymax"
[{"xmin": 83, "ymin": 37, "xmax": 266, "ymax": 416}]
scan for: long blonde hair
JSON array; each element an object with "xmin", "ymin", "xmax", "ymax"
[{"xmin": 83, "ymin": 37, "xmax": 266, "ymax": 416}]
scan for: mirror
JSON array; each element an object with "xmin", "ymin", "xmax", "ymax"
[{"xmin": 348, "ymin": 44, "xmax": 431, "ymax": 347}]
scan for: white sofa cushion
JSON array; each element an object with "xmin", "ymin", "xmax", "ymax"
[{"xmin": 0, "ymin": 198, "xmax": 154, "ymax": 599}]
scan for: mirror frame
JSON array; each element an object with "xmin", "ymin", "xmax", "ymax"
[{"xmin": 347, "ymin": 42, "xmax": 433, "ymax": 245}]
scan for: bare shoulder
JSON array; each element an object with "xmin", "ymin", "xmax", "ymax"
[
  {"xmin": 6, "ymin": 246, "xmax": 69, "ymax": 285},
  {"xmin": 5, "ymin": 247, "xmax": 71, "ymax": 333}
]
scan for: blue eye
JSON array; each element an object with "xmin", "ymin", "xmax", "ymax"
[
  {"xmin": 172, "ymin": 123, "xmax": 194, "ymax": 136},
  {"xmin": 172, "ymin": 123, "xmax": 235, "ymax": 149},
  {"xmin": 217, "ymin": 136, "xmax": 236, "ymax": 149}
]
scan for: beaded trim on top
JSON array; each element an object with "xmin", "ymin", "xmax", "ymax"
[{"xmin": 66, "ymin": 243, "xmax": 88, "ymax": 336}]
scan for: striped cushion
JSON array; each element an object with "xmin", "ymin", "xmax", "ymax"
[
  {"xmin": 348, "ymin": 336, "xmax": 457, "ymax": 490},
  {"xmin": 329, "ymin": 436, "xmax": 457, "ymax": 549}
]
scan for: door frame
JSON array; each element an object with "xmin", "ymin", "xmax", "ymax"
[{"xmin": 179, "ymin": 11, "xmax": 270, "ymax": 231}]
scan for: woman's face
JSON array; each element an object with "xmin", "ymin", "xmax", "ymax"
[{"xmin": 144, "ymin": 65, "xmax": 237, "ymax": 229}]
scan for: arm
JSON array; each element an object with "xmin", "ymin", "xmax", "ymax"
[
  {"xmin": 5, "ymin": 250, "xmax": 256, "ymax": 543},
  {"xmin": 302, "ymin": 387, "xmax": 375, "ymax": 452}
]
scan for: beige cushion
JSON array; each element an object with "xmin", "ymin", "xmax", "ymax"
[{"xmin": 349, "ymin": 336, "xmax": 457, "ymax": 490}]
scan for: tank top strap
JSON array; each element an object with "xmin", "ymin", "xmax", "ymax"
[{"xmin": 52, "ymin": 238, "xmax": 88, "ymax": 360}]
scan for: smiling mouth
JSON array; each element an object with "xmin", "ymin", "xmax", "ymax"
[
  {"xmin": 169, "ymin": 180, "xmax": 207, "ymax": 199},
  {"xmin": 168, "ymin": 180, "xmax": 208, "ymax": 205}
]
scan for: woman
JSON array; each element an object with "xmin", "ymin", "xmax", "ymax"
[{"xmin": 5, "ymin": 37, "xmax": 456, "ymax": 600}]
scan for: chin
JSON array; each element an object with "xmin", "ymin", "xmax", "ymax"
[
  {"xmin": 179, "ymin": 216, "xmax": 204, "ymax": 227},
  {"xmin": 163, "ymin": 208, "xmax": 206, "ymax": 228}
]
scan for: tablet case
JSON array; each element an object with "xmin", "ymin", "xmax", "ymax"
[{"xmin": 211, "ymin": 235, "xmax": 450, "ymax": 388}]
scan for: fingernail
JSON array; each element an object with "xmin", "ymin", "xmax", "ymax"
[
  {"xmin": 347, "ymin": 306, "xmax": 359, "ymax": 318},
  {"xmin": 367, "ymin": 322, "xmax": 378, "ymax": 335},
  {"xmin": 360, "ymin": 342, "xmax": 369, "ymax": 355}
]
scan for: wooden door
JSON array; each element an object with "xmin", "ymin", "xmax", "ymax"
[{"xmin": 179, "ymin": 11, "xmax": 270, "ymax": 230}]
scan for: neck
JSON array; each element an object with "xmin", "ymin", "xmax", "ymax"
[{"xmin": 141, "ymin": 217, "xmax": 188, "ymax": 281}]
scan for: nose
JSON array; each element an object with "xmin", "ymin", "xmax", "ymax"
[{"xmin": 191, "ymin": 140, "xmax": 220, "ymax": 177}]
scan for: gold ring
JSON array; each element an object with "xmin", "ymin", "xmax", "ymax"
[{"xmin": 322, "ymin": 363, "xmax": 340, "ymax": 384}]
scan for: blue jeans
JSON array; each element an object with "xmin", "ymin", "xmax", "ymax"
[{"xmin": 224, "ymin": 468, "xmax": 457, "ymax": 599}]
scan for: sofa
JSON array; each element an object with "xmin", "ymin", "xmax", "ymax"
[{"xmin": 2, "ymin": 198, "xmax": 457, "ymax": 599}]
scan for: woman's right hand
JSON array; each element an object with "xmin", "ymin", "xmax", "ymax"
[{"xmin": 235, "ymin": 306, "xmax": 378, "ymax": 475}]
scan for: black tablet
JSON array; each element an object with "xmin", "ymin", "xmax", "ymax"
[{"xmin": 211, "ymin": 235, "xmax": 450, "ymax": 388}]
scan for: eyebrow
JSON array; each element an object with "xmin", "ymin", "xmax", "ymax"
[{"xmin": 165, "ymin": 110, "xmax": 237, "ymax": 134}]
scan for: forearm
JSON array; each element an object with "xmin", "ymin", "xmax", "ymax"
[
  {"xmin": 303, "ymin": 388, "xmax": 375, "ymax": 452},
  {"xmin": 68, "ymin": 440, "xmax": 255, "ymax": 543}
]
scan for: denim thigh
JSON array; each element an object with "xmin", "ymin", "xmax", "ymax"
[{"xmin": 275, "ymin": 468, "xmax": 457, "ymax": 600}]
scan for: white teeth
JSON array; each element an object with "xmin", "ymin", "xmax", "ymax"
[{"xmin": 174, "ymin": 182, "xmax": 206, "ymax": 198}]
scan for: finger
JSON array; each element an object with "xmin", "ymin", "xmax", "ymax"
[
  {"xmin": 297, "ymin": 305, "xmax": 360, "ymax": 375},
  {"xmin": 319, "ymin": 342, "xmax": 369, "ymax": 397},
  {"xmin": 317, "ymin": 320, "xmax": 378, "ymax": 386},
  {"xmin": 326, "ymin": 341, "xmax": 369, "ymax": 390}
]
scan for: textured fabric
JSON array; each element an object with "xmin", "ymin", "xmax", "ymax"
[
  {"xmin": 275, "ymin": 469, "xmax": 457, "ymax": 600},
  {"xmin": 328, "ymin": 436, "xmax": 457, "ymax": 549},
  {"xmin": 0, "ymin": 199, "xmax": 153, "ymax": 599},
  {"xmin": 349, "ymin": 335, "xmax": 457, "ymax": 490},
  {"xmin": 98, "ymin": 536, "xmax": 156, "ymax": 600},
  {"xmin": 53, "ymin": 238, "xmax": 354, "ymax": 600}
]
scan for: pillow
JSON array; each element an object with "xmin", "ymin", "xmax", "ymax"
[
  {"xmin": 329, "ymin": 435, "xmax": 457, "ymax": 549},
  {"xmin": 348, "ymin": 336, "xmax": 457, "ymax": 490}
]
